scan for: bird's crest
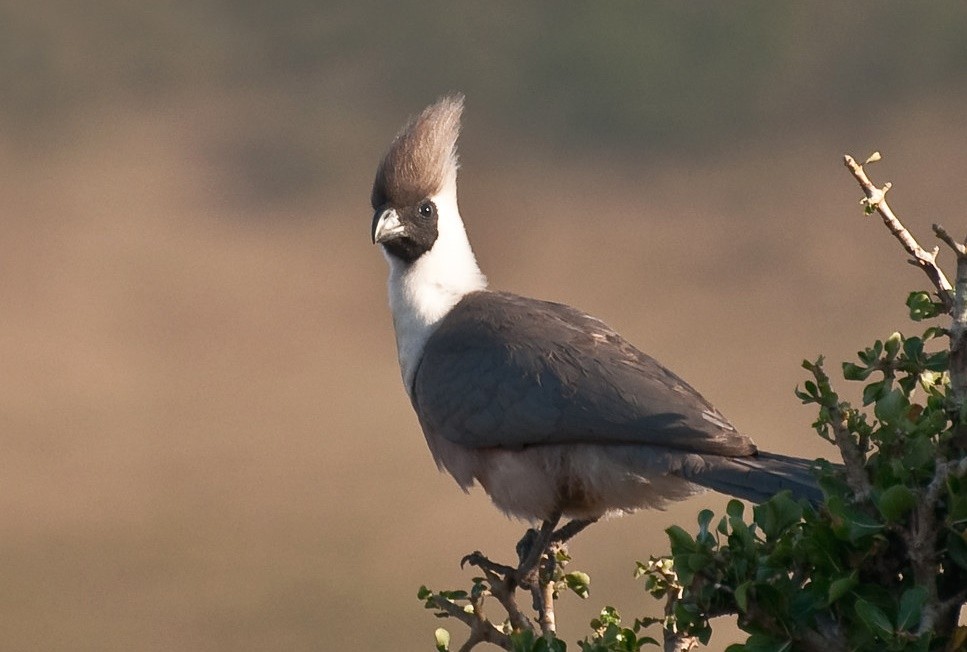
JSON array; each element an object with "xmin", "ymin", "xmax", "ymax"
[{"xmin": 372, "ymin": 93, "xmax": 464, "ymax": 210}]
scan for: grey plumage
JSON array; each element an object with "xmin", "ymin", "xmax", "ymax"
[
  {"xmin": 372, "ymin": 94, "xmax": 823, "ymax": 526},
  {"xmin": 414, "ymin": 292, "xmax": 752, "ymax": 456},
  {"xmin": 411, "ymin": 291, "xmax": 823, "ymax": 516}
]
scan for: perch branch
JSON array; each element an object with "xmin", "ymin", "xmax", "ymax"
[
  {"xmin": 461, "ymin": 552, "xmax": 533, "ymax": 634},
  {"xmin": 534, "ymin": 547, "xmax": 558, "ymax": 638}
]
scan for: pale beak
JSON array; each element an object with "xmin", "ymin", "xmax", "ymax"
[{"xmin": 372, "ymin": 208, "xmax": 405, "ymax": 244}]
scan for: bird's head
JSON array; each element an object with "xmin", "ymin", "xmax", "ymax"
[
  {"xmin": 370, "ymin": 94, "xmax": 487, "ymax": 388},
  {"xmin": 371, "ymin": 93, "xmax": 465, "ymax": 263}
]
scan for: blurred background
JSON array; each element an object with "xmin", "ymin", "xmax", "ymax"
[{"xmin": 2, "ymin": 2, "xmax": 967, "ymax": 650}]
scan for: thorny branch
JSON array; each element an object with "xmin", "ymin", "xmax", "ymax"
[{"xmin": 843, "ymin": 153, "xmax": 954, "ymax": 310}]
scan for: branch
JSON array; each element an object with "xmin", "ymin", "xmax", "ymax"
[
  {"xmin": 843, "ymin": 153, "xmax": 954, "ymax": 310},
  {"xmin": 934, "ymin": 224, "xmax": 967, "ymax": 443},
  {"xmin": 808, "ymin": 360, "xmax": 873, "ymax": 500},
  {"xmin": 662, "ymin": 586, "xmax": 698, "ymax": 652},
  {"xmin": 910, "ymin": 456, "xmax": 967, "ymax": 637},
  {"xmin": 429, "ymin": 594, "xmax": 512, "ymax": 651},
  {"xmin": 461, "ymin": 552, "xmax": 533, "ymax": 634},
  {"xmin": 534, "ymin": 547, "xmax": 558, "ymax": 638},
  {"xmin": 448, "ymin": 528, "xmax": 584, "ymax": 650}
]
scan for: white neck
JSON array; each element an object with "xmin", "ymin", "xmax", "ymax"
[{"xmin": 383, "ymin": 179, "xmax": 488, "ymax": 392}]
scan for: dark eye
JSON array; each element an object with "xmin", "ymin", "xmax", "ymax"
[{"xmin": 418, "ymin": 201, "xmax": 434, "ymax": 219}]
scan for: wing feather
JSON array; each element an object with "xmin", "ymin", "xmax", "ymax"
[{"xmin": 412, "ymin": 291, "xmax": 757, "ymax": 456}]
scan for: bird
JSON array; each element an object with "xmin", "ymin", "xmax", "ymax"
[{"xmin": 370, "ymin": 94, "xmax": 821, "ymax": 576}]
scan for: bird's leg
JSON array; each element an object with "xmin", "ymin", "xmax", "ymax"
[
  {"xmin": 527, "ymin": 517, "xmax": 600, "ymax": 637},
  {"xmin": 459, "ymin": 512, "xmax": 589, "ymax": 639},
  {"xmin": 514, "ymin": 513, "xmax": 560, "ymax": 590},
  {"xmin": 552, "ymin": 517, "xmax": 598, "ymax": 544}
]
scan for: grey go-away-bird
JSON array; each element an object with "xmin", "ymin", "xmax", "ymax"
[{"xmin": 370, "ymin": 94, "xmax": 820, "ymax": 572}]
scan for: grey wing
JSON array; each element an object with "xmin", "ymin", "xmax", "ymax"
[{"xmin": 411, "ymin": 292, "xmax": 756, "ymax": 457}]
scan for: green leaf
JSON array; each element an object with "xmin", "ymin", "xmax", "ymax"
[
  {"xmin": 863, "ymin": 380, "xmax": 888, "ymax": 405},
  {"xmin": 903, "ymin": 336, "xmax": 925, "ymax": 362},
  {"xmin": 686, "ymin": 552, "xmax": 711, "ymax": 572},
  {"xmin": 753, "ymin": 492, "xmax": 803, "ymax": 540},
  {"xmin": 511, "ymin": 630, "xmax": 537, "ymax": 652},
  {"xmin": 800, "ymin": 379, "xmax": 819, "ymax": 399},
  {"xmin": 532, "ymin": 634, "xmax": 566, "ymax": 652},
  {"xmin": 948, "ymin": 530, "xmax": 967, "ymax": 570},
  {"xmin": 735, "ymin": 580, "xmax": 752, "ymax": 613},
  {"xmin": 564, "ymin": 571, "xmax": 591, "ymax": 599},
  {"xmin": 697, "ymin": 508, "xmax": 714, "ymax": 532},
  {"xmin": 948, "ymin": 480, "xmax": 967, "ymax": 524},
  {"xmin": 875, "ymin": 484, "xmax": 916, "ymax": 522},
  {"xmin": 738, "ymin": 633, "xmax": 792, "ymax": 652},
  {"xmin": 897, "ymin": 586, "xmax": 927, "ymax": 631},
  {"xmin": 902, "ymin": 436, "xmax": 934, "ymax": 472},
  {"xmin": 593, "ymin": 606, "xmax": 621, "ymax": 628},
  {"xmin": 873, "ymin": 388, "xmax": 910, "ymax": 424},
  {"xmin": 438, "ymin": 589, "xmax": 468, "ymax": 601},
  {"xmin": 884, "ymin": 331, "xmax": 903, "ymax": 358},
  {"xmin": 855, "ymin": 597, "xmax": 894, "ymax": 639},
  {"xmin": 828, "ymin": 496, "xmax": 883, "ymax": 543},
  {"xmin": 843, "ymin": 362, "xmax": 873, "ymax": 381},
  {"xmin": 666, "ymin": 525, "xmax": 696, "ymax": 554},
  {"xmin": 434, "ymin": 627, "xmax": 451, "ymax": 651},
  {"xmin": 417, "ymin": 585, "xmax": 432, "ymax": 600},
  {"xmin": 827, "ymin": 572, "xmax": 858, "ymax": 604},
  {"xmin": 907, "ymin": 291, "xmax": 943, "ymax": 321},
  {"xmin": 726, "ymin": 499, "xmax": 745, "ymax": 519}
]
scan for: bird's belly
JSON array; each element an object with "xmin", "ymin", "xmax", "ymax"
[{"xmin": 425, "ymin": 433, "xmax": 703, "ymax": 521}]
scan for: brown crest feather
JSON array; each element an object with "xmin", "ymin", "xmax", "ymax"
[{"xmin": 371, "ymin": 93, "xmax": 464, "ymax": 210}]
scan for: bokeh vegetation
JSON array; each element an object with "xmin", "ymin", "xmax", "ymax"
[{"xmin": 5, "ymin": 3, "xmax": 967, "ymax": 157}]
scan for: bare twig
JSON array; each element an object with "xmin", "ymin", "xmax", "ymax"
[
  {"xmin": 843, "ymin": 154, "xmax": 954, "ymax": 310},
  {"xmin": 430, "ymin": 594, "xmax": 478, "ymax": 627},
  {"xmin": 933, "ymin": 224, "xmax": 967, "ymax": 258},
  {"xmin": 430, "ymin": 594, "xmax": 513, "ymax": 651}
]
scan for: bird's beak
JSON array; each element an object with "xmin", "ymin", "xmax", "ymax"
[{"xmin": 372, "ymin": 208, "xmax": 405, "ymax": 244}]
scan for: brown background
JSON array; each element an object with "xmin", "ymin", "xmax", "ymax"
[{"xmin": 3, "ymin": 3, "xmax": 966, "ymax": 650}]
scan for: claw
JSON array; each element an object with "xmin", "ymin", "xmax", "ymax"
[
  {"xmin": 460, "ymin": 551, "xmax": 483, "ymax": 569},
  {"xmin": 461, "ymin": 551, "xmax": 517, "ymax": 578}
]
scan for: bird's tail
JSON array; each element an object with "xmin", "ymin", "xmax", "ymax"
[{"xmin": 687, "ymin": 451, "xmax": 827, "ymax": 505}]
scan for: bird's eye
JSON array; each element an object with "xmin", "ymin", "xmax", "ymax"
[{"xmin": 418, "ymin": 202, "xmax": 434, "ymax": 219}]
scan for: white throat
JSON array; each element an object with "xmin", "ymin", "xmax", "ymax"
[{"xmin": 383, "ymin": 180, "xmax": 488, "ymax": 392}]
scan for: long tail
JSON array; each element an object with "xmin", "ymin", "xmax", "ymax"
[{"xmin": 687, "ymin": 451, "xmax": 827, "ymax": 505}]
